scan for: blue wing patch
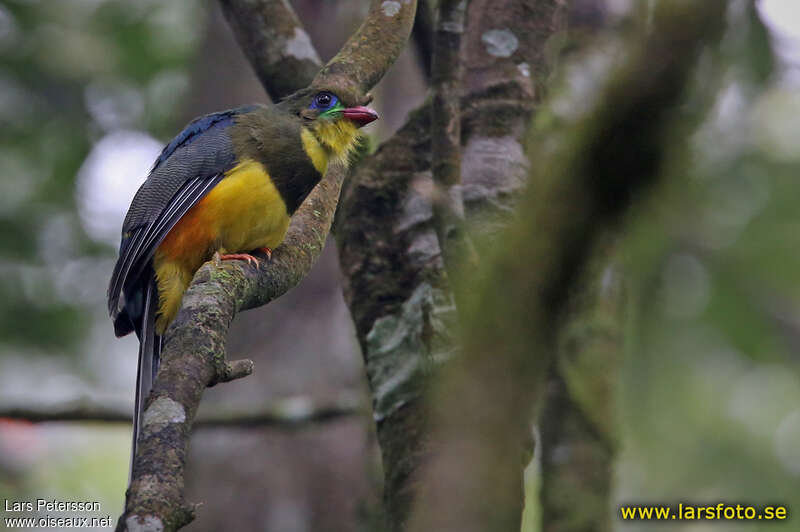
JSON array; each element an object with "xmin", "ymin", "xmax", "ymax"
[{"xmin": 151, "ymin": 104, "xmax": 258, "ymax": 171}]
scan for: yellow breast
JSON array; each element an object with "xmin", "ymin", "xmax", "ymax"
[
  {"xmin": 153, "ymin": 158, "xmax": 290, "ymax": 332},
  {"xmin": 204, "ymin": 158, "xmax": 291, "ymax": 253}
]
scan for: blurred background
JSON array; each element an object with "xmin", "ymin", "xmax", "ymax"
[
  {"xmin": 0, "ymin": 0, "xmax": 799, "ymax": 531},
  {"xmin": 616, "ymin": 0, "xmax": 800, "ymax": 524}
]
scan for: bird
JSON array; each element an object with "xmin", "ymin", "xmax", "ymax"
[{"xmin": 107, "ymin": 86, "xmax": 378, "ymax": 475}]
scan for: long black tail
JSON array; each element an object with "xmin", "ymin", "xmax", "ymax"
[{"xmin": 130, "ymin": 277, "xmax": 161, "ymax": 482}]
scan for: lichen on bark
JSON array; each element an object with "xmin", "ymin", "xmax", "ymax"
[{"xmin": 366, "ymin": 281, "xmax": 457, "ymax": 422}]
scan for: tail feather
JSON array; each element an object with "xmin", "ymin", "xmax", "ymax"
[{"xmin": 130, "ymin": 277, "xmax": 161, "ymax": 482}]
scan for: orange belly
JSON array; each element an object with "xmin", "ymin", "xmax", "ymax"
[{"xmin": 157, "ymin": 191, "xmax": 219, "ymax": 271}]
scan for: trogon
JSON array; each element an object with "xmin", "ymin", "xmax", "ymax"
[{"xmin": 107, "ymin": 86, "xmax": 378, "ymax": 473}]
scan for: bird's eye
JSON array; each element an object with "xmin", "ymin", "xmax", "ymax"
[
  {"xmin": 311, "ymin": 92, "xmax": 337, "ymax": 110},
  {"xmin": 316, "ymin": 93, "xmax": 331, "ymax": 106}
]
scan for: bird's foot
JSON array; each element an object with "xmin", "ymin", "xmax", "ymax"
[
  {"xmin": 257, "ymin": 247, "xmax": 273, "ymax": 261},
  {"xmin": 219, "ymin": 252, "xmax": 260, "ymax": 267}
]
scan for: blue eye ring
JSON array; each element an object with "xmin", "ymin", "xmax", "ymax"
[{"xmin": 310, "ymin": 91, "xmax": 338, "ymax": 110}]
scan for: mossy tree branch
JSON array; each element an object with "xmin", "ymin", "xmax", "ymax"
[
  {"xmin": 406, "ymin": 1, "xmax": 730, "ymax": 530},
  {"xmin": 118, "ymin": 1, "xmax": 417, "ymax": 530},
  {"xmin": 311, "ymin": 0, "xmax": 418, "ymax": 100}
]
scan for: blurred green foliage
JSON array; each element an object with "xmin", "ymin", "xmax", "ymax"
[
  {"xmin": 0, "ymin": 0, "xmax": 203, "ymax": 351},
  {"xmin": 525, "ymin": 2, "xmax": 800, "ymax": 530},
  {"xmin": 617, "ymin": 5, "xmax": 800, "ymax": 530}
]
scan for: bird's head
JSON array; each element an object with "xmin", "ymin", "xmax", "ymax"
[
  {"xmin": 278, "ymin": 87, "xmax": 378, "ymax": 165},
  {"xmin": 302, "ymin": 90, "xmax": 379, "ymax": 128}
]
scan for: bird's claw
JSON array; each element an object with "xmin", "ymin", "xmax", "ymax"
[
  {"xmin": 219, "ymin": 252, "xmax": 260, "ymax": 267},
  {"xmin": 257, "ymin": 247, "xmax": 273, "ymax": 261},
  {"xmin": 216, "ymin": 247, "xmax": 271, "ymax": 267}
]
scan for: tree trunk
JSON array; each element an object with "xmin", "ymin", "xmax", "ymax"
[{"xmin": 336, "ymin": 0, "xmax": 567, "ymax": 528}]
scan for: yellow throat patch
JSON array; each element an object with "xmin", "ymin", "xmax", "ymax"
[{"xmin": 301, "ymin": 119, "xmax": 361, "ymax": 174}]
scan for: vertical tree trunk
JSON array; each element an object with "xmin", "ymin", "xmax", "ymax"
[
  {"xmin": 336, "ymin": 0, "xmax": 567, "ymax": 529},
  {"xmin": 540, "ymin": 239, "xmax": 623, "ymax": 532}
]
